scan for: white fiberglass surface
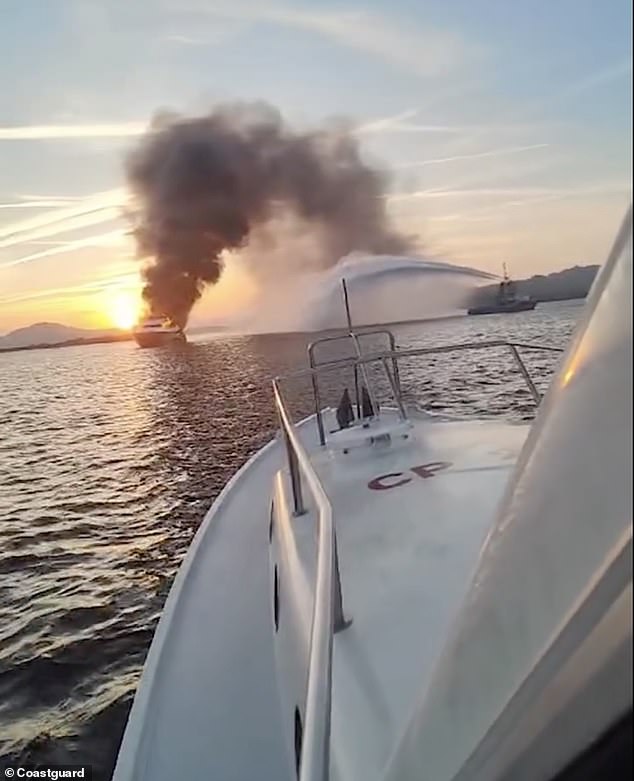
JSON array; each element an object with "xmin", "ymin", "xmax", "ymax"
[
  {"xmin": 304, "ymin": 410, "xmax": 528, "ymax": 779},
  {"xmin": 114, "ymin": 408, "xmax": 528, "ymax": 781},
  {"xmin": 112, "ymin": 441, "xmax": 291, "ymax": 781},
  {"xmin": 386, "ymin": 208, "xmax": 632, "ymax": 781}
]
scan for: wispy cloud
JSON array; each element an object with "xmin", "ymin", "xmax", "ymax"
[
  {"xmin": 426, "ymin": 212, "xmax": 498, "ymax": 224},
  {"xmin": 0, "ymin": 123, "xmax": 147, "ymax": 141},
  {"xmin": 389, "ymin": 182, "xmax": 632, "ymax": 202},
  {"xmin": 1, "ymin": 229, "xmax": 129, "ymax": 268},
  {"xmin": 181, "ymin": 1, "xmax": 476, "ymax": 77},
  {"xmin": 0, "ymin": 208, "xmax": 123, "ymax": 249},
  {"xmin": 18, "ymin": 194, "xmax": 84, "ymax": 202},
  {"xmin": 162, "ymin": 33, "xmax": 207, "ymax": 45},
  {"xmin": 0, "ymin": 200, "xmax": 77, "ymax": 209},
  {"xmin": 422, "ymin": 196, "xmax": 561, "ymax": 222},
  {"xmin": 356, "ymin": 109, "xmax": 557, "ymax": 136},
  {"xmin": 395, "ymin": 143, "xmax": 550, "ymax": 168},
  {"xmin": 419, "ymin": 194, "xmax": 572, "ymax": 224},
  {"xmin": 160, "ymin": 22, "xmax": 241, "ymax": 46},
  {"xmin": 512, "ymin": 59, "xmax": 633, "ymax": 119},
  {"xmin": 0, "ymin": 270, "xmax": 139, "ymax": 307},
  {"xmin": 358, "ymin": 117, "xmax": 466, "ymax": 136},
  {"xmin": 265, "ymin": 7, "xmax": 472, "ymax": 77},
  {"xmin": 355, "ymin": 109, "xmax": 420, "ymax": 135},
  {"xmin": 561, "ymin": 59, "xmax": 633, "ymax": 100},
  {"xmin": 15, "ymin": 240, "xmax": 81, "ymax": 246},
  {"xmin": 0, "ymin": 188, "xmax": 126, "ymax": 245}
]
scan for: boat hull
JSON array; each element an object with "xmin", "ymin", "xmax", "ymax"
[
  {"xmin": 133, "ymin": 331, "xmax": 186, "ymax": 348},
  {"xmin": 468, "ymin": 300, "xmax": 537, "ymax": 315}
]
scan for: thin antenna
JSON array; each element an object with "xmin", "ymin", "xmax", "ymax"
[{"xmin": 342, "ymin": 278, "xmax": 353, "ymax": 332}]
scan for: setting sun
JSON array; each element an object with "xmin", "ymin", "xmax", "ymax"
[{"xmin": 108, "ymin": 291, "xmax": 141, "ymax": 330}]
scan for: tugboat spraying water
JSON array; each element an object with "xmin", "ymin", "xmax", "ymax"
[{"xmin": 468, "ymin": 264, "xmax": 537, "ymax": 315}]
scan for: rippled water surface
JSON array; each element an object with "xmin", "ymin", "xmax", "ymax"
[{"xmin": 0, "ymin": 301, "xmax": 582, "ymax": 778}]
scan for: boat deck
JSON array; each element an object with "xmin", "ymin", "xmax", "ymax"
[
  {"xmin": 292, "ymin": 409, "xmax": 528, "ymax": 779},
  {"xmin": 113, "ymin": 408, "xmax": 528, "ymax": 781}
]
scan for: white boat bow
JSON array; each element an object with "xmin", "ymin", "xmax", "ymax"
[{"xmin": 113, "ymin": 207, "xmax": 632, "ymax": 781}]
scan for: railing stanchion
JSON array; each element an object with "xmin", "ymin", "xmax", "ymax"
[
  {"xmin": 388, "ymin": 332, "xmax": 402, "ymax": 399},
  {"xmin": 508, "ymin": 344, "xmax": 541, "ymax": 404},
  {"xmin": 353, "ymin": 364, "xmax": 361, "ymax": 418},
  {"xmin": 333, "ymin": 533, "xmax": 351, "ymax": 634},
  {"xmin": 381, "ymin": 357, "xmax": 407, "ymax": 421},
  {"xmin": 350, "ymin": 333, "xmax": 380, "ymax": 417},
  {"xmin": 308, "ymin": 344, "xmax": 327, "ymax": 447},
  {"xmin": 278, "ymin": 408, "xmax": 306, "ymax": 516}
]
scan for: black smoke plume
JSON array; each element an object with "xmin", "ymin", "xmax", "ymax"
[{"xmin": 125, "ymin": 102, "xmax": 412, "ymax": 327}]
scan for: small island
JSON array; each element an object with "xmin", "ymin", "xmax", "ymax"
[
  {"xmin": 467, "ymin": 264, "xmax": 599, "ymax": 309},
  {"xmin": 0, "ymin": 322, "xmax": 133, "ymax": 353}
]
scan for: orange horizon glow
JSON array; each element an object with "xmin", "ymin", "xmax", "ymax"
[{"xmin": 1, "ymin": 194, "xmax": 629, "ymax": 335}]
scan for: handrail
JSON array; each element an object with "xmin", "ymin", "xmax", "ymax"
[
  {"xmin": 284, "ymin": 339, "xmax": 563, "ymax": 443},
  {"xmin": 308, "ymin": 329, "xmax": 400, "ymax": 445},
  {"xmin": 380, "ymin": 356, "xmax": 407, "ymax": 420},
  {"xmin": 272, "ymin": 380, "xmax": 337, "ymax": 781},
  {"xmin": 348, "ymin": 332, "xmax": 380, "ymax": 417}
]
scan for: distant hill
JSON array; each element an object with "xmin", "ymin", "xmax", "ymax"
[
  {"xmin": 0, "ymin": 322, "xmax": 124, "ymax": 350},
  {"xmin": 468, "ymin": 265, "xmax": 600, "ymax": 307}
]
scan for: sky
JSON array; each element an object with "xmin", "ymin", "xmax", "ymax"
[{"xmin": 0, "ymin": 0, "xmax": 632, "ymax": 333}]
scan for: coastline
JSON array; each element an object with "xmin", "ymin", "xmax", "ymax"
[{"xmin": 0, "ymin": 298, "xmax": 587, "ymax": 355}]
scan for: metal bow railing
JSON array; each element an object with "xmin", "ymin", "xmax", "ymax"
[{"xmin": 272, "ymin": 379, "xmax": 343, "ymax": 781}]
